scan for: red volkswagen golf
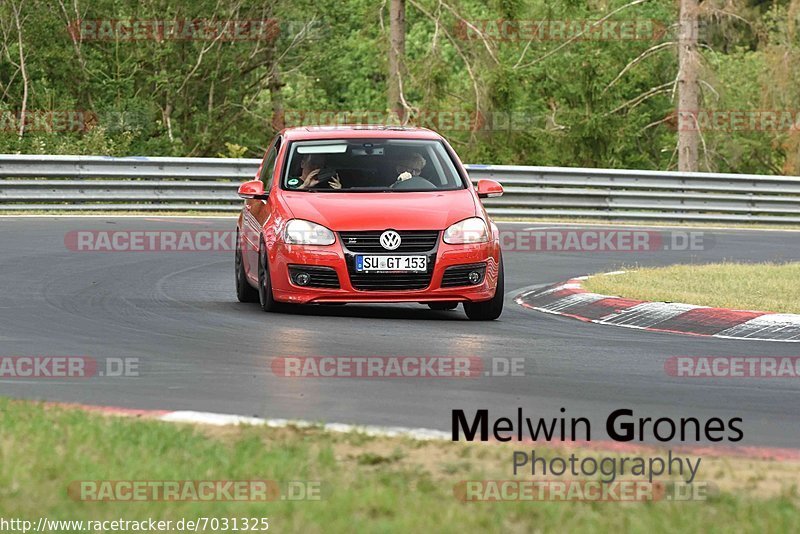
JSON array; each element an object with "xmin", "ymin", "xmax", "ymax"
[{"xmin": 235, "ymin": 126, "xmax": 505, "ymax": 320}]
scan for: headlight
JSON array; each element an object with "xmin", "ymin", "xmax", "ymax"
[
  {"xmin": 443, "ymin": 217, "xmax": 489, "ymax": 244},
  {"xmin": 282, "ymin": 219, "xmax": 335, "ymax": 245}
]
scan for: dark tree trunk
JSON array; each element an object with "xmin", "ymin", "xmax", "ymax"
[{"xmin": 388, "ymin": 0, "xmax": 406, "ymax": 122}]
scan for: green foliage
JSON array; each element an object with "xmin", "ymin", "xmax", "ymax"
[{"xmin": 0, "ymin": 0, "xmax": 797, "ymax": 173}]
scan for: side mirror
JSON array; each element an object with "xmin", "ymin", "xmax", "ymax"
[
  {"xmin": 476, "ymin": 179, "xmax": 503, "ymax": 199},
  {"xmin": 238, "ymin": 180, "xmax": 268, "ymax": 200}
]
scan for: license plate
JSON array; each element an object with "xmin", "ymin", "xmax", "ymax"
[{"xmin": 356, "ymin": 255, "xmax": 427, "ymax": 272}]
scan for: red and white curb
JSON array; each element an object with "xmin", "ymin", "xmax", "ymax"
[
  {"xmin": 44, "ymin": 402, "xmax": 800, "ymax": 462},
  {"xmin": 515, "ymin": 275, "xmax": 800, "ymax": 342}
]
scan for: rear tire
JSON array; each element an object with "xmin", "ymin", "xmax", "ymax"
[
  {"xmin": 258, "ymin": 241, "xmax": 283, "ymax": 313},
  {"xmin": 428, "ymin": 302, "xmax": 458, "ymax": 311},
  {"xmin": 463, "ymin": 255, "xmax": 504, "ymax": 321},
  {"xmin": 235, "ymin": 236, "xmax": 259, "ymax": 303}
]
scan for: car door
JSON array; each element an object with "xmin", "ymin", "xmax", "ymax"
[{"xmin": 242, "ymin": 136, "xmax": 281, "ymax": 278}]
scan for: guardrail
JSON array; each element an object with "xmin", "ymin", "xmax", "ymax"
[{"xmin": 1, "ymin": 154, "xmax": 799, "ymax": 223}]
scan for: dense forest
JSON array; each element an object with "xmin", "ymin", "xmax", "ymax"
[{"xmin": 1, "ymin": 0, "xmax": 799, "ymax": 175}]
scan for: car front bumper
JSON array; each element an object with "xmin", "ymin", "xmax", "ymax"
[{"xmin": 269, "ymin": 239, "xmax": 501, "ymax": 304}]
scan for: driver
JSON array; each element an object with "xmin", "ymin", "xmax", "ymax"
[
  {"xmin": 394, "ymin": 152, "xmax": 426, "ymax": 184},
  {"xmin": 292, "ymin": 154, "xmax": 342, "ymax": 190}
]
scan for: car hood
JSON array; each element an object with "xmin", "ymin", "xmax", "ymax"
[{"xmin": 281, "ymin": 190, "xmax": 478, "ymax": 231}]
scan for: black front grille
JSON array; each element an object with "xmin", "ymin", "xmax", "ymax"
[
  {"xmin": 441, "ymin": 263, "xmax": 486, "ymax": 287},
  {"xmin": 339, "ymin": 230, "xmax": 439, "ymax": 253},
  {"xmin": 288, "ymin": 265, "xmax": 340, "ymax": 288},
  {"xmin": 348, "ymin": 272, "xmax": 433, "ymax": 290}
]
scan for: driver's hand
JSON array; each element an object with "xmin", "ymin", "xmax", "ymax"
[
  {"xmin": 396, "ymin": 171, "xmax": 412, "ymax": 182},
  {"xmin": 330, "ymin": 175, "xmax": 342, "ymax": 190},
  {"xmin": 300, "ymin": 169, "xmax": 321, "ymax": 189}
]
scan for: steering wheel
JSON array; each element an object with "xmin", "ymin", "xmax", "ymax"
[{"xmin": 390, "ymin": 176, "xmax": 436, "ymax": 190}]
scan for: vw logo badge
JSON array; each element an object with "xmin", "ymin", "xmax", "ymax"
[{"xmin": 379, "ymin": 230, "xmax": 402, "ymax": 250}]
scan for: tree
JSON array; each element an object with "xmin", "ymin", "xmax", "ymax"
[
  {"xmin": 387, "ymin": 0, "xmax": 406, "ymax": 121},
  {"xmin": 677, "ymin": 0, "xmax": 700, "ymax": 172}
]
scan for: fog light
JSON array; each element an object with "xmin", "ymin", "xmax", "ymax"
[
  {"xmin": 468, "ymin": 271, "xmax": 481, "ymax": 284},
  {"xmin": 295, "ymin": 272, "xmax": 311, "ymax": 286}
]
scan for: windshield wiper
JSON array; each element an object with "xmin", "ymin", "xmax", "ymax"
[
  {"xmin": 342, "ymin": 187, "xmax": 393, "ymax": 192},
  {"xmin": 294, "ymin": 187, "xmax": 438, "ymax": 193}
]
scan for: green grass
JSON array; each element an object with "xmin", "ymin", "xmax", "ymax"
[
  {"xmin": 583, "ymin": 262, "xmax": 800, "ymax": 314},
  {"xmin": 0, "ymin": 399, "xmax": 798, "ymax": 532}
]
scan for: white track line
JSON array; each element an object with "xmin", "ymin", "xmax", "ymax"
[{"xmin": 160, "ymin": 411, "xmax": 451, "ymax": 441}]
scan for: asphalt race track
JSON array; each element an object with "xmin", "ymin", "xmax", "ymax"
[{"xmin": 2, "ymin": 217, "xmax": 800, "ymax": 449}]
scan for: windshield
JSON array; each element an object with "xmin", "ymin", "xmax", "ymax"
[{"xmin": 281, "ymin": 139, "xmax": 466, "ymax": 192}]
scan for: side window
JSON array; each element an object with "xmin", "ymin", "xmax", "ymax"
[{"xmin": 259, "ymin": 137, "xmax": 281, "ymax": 189}]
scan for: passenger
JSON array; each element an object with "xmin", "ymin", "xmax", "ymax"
[{"xmin": 294, "ymin": 154, "xmax": 342, "ymax": 189}]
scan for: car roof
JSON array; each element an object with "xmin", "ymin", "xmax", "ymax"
[{"xmin": 280, "ymin": 125, "xmax": 444, "ymax": 141}]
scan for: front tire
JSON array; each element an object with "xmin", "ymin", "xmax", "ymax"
[
  {"xmin": 235, "ymin": 236, "xmax": 259, "ymax": 303},
  {"xmin": 258, "ymin": 241, "xmax": 283, "ymax": 312},
  {"xmin": 463, "ymin": 255, "xmax": 504, "ymax": 321}
]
